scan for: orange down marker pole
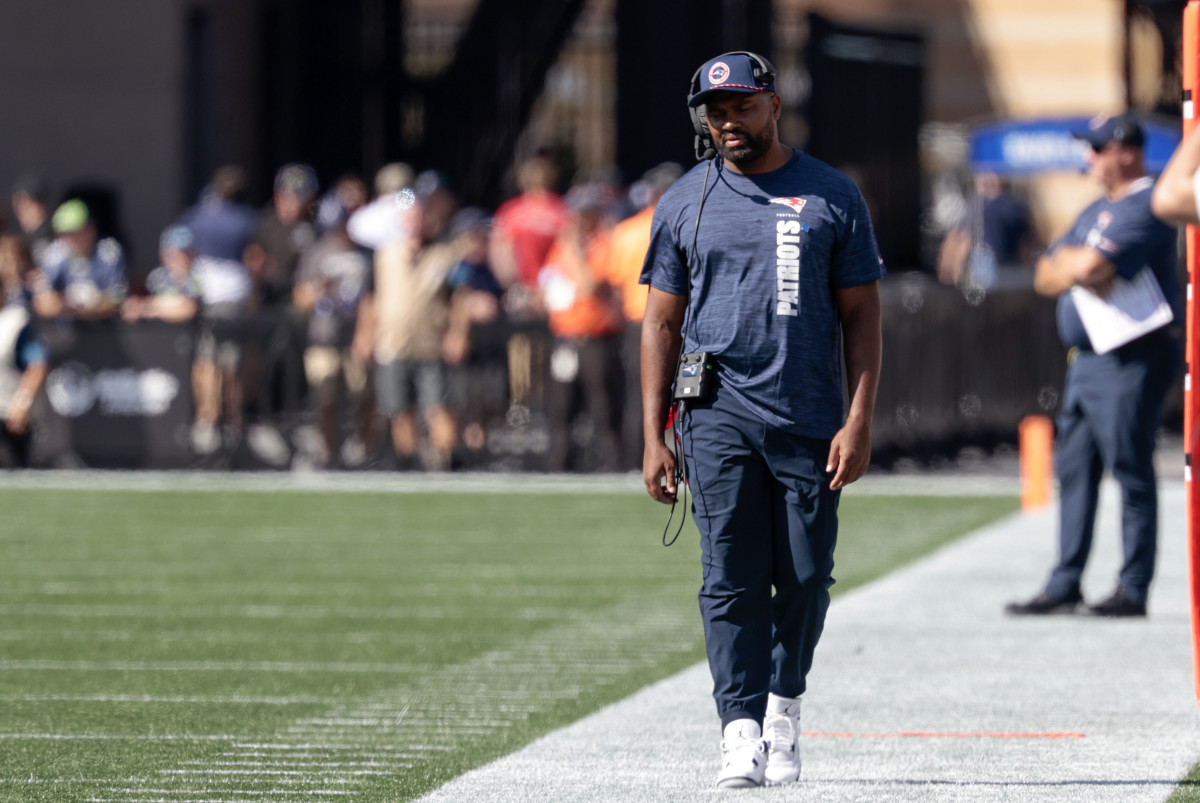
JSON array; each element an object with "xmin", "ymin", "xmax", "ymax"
[
  {"xmin": 1183, "ymin": 0, "xmax": 1200, "ymax": 703},
  {"xmin": 1019, "ymin": 415, "xmax": 1053, "ymax": 511}
]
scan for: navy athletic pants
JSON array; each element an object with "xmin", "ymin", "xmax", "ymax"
[
  {"xmin": 682, "ymin": 385, "xmax": 840, "ymax": 730},
  {"xmin": 1044, "ymin": 333, "xmax": 1181, "ymax": 606}
]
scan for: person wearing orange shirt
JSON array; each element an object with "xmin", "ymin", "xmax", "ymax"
[
  {"xmin": 539, "ymin": 183, "xmax": 624, "ymax": 471},
  {"xmin": 609, "ymin": 162, "xmax": 682, "ymax": 468}
]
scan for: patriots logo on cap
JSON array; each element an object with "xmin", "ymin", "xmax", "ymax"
[
  {"xmin": 769, "ymin": 197, "xmax": 807, "ymax": 213},
  {"xmin": 708, "ymin": 62, "xmax": 730, "ymax": 85}
]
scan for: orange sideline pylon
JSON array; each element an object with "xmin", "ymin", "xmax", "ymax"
[
  {"xmin": 1019, "ymin": 415, "xmax": 1053, "ymax": 511},
  {"xmin": 1183, "ymin": 0, "xmax": 1200, "ymax": 703}
]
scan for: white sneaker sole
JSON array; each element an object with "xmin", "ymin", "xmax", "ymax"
[
  {"xmin": 764, "ymin": 770, "xmax": 800, "ymax": 786},
  {"xmin": 716, "ymin": 775, "xmax": 763, "ymax": 789}
]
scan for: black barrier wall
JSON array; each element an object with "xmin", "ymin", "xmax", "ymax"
[
  {"xmin": 26, "ymin": 274, "xmax": 1179, "ymax": 471},
  {"xmin": 873, "ymin": 274, "xmax": 1066, "ymax": 465},
  {"xmin": 36, "ymin": 320, "xmax": 196, "ymax": 469}
]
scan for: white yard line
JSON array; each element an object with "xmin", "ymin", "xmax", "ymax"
[
  {"xmin": 414, "ymin": 482, "xmax": 1200, "ymax": 803},
  {"xmin": 0, "ymin": 468, "xmax": 1019, "ymax": 496},
  {"xmin": 0, "ymin": 660, "xmax": 435, "ymax": 673}
]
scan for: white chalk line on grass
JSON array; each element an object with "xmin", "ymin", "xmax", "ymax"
[
  {"xmin": 0, "ymin": 733, "xmax": 239, "ymax": 741},
  {"xmin": 230, "ymin": 743, "xmax": 455, "ymax": 754},
  {"xmin": 87, "ymin": 799, "xmax": 336, "ymax": 803},
  {"xmin": 5, "ymin": 695, "xmax": 346, "ymax": 704},
  {"xmin": 88, "ymin": 798, "xmax": 345, "ymax": 803},
  {"xmin": 0, "ymin": 659, "xmax": 435, "ymax": 673},
  {"xmin": 0, "ymin": 629, "xmax": 487, "ymax": 646},
  {"xmin": 85, "ymin": 796, "xmax": 343, "ymax": 801},
  {"xmin": 0, "ymin": 580, "xmax": 583, "ymax": 600},
  {"xmin": 178, "ymin": 760, "xmax": 413, "ymax": 769},
  {"xmin": 0, "ymin": 602, "xmax": 565, "ymax": 621},
  {"xmin": 108, "ymin": 789, "xmax": 349, "ymax": 796},
  {"xmin": 159, "ymin": 769, "xmax": 391, "ymax": 777},
  {"xmin": 96, "ymin": 793, "xmax": 349, "ymax": 800},
  {"xmin": 91, "ymin": 591, "xmax": 701, "ymax": 801},
  {"xmin": 0, "ymin": 468, "xmax": 1019, "ymax": 496},
  {"xmin": 223, "ymin": 752, "xmax": 429, "ymax": 760}
]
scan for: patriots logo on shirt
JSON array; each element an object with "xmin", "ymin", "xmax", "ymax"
[
  {"xmin": 1097, "ymin": 211, "xmax": 1113, "ymax": 229},
  {"xmin": 769, "ymin": 197, "xmax": 806, "ymax": 213}
]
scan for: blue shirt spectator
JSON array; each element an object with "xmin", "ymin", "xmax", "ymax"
[{"xmin": 180, "ymin": 166, "xmax": 259, "ymax": 263}]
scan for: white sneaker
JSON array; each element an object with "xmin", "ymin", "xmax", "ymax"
[
  {"xmin": 716, "ymin": 718, "xmax": 766, "ymax": 789},
  {"xmin": 763, "ymin": 693, "xmax": 801, "ymax": 785},
  {"xmin": 190, "ymin": 422, "xmax": 220, "ymax": 455},
  {"xmin": 247, "ymin": 423, "xmax": 290, "ymax": 467}
]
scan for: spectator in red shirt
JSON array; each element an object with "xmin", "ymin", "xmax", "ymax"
[{"xmin": 490, "ymin": 156, "xmax": 568, "ymax": 318}]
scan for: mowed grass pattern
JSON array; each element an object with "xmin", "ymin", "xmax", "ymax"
[{"xmin": 0, "ymin": 487, "xmax": 1018, "ymax": 802}]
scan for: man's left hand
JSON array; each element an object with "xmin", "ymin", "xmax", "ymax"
[{"xmin": 827, "ymin": 416, "xmax": 871, "ymax": 490}]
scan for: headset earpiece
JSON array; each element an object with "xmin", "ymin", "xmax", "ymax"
[{"xmin": 688, "ymin": 66, "xmax": 716, "ymax": 161}]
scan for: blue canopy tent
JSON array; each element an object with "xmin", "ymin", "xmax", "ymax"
[{"xmin": 969, "ymin": 116, "xmax": 1180, "ymax": 175}]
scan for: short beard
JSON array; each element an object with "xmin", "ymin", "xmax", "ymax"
[{"xmin": 716, "ymin": 127, "xmax": 773, "ymax": 166}]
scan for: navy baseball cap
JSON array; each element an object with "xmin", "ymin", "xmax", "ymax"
[
  {"xmin": 688, "ymin": 52, "xmax": 775, "ymax": 108},
  {"xmin": 1072, "ymin": 113, "xmax": 1145, "ymax": 149}
]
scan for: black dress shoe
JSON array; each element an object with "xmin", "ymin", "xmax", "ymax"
[
  {"xmin": 1085, "ymin": 589, "xmax": 1146, "ymax": 618},
  {"xmin": 1004, "ymin": 590, "xmax": 1082, "ymax": 616}
]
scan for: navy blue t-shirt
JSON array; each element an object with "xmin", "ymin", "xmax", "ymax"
[
  {"xmin": 1054, "ymin": 176, "xmax": 1180, "ymax": 349},
  {"xmin": 180, "ymin": 199, "xmax": 258, "ymax": 263},
  {"xmin": 640, "ymin": 150, "xmax": 885, "ymax": 439}
]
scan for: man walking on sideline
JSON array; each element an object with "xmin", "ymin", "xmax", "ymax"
[
  {"xmin": 1006, "ymin": 113, "xmax": 1182, "ymax": 618},
  {"xmin": 640, "ymin": 51, "xmax": 884, "ymax": 788}
]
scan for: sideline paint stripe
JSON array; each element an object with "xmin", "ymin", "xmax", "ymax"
[
  {"xmin": 0, "ymin": 604, "xmax": 562, "ymax": 621},
  {"xmin": 110, "ymin": 791, "xmax": 349, "ymax": 795},
  {"xmin": 103, "ymin": 793, "xmax": 348, "ymax": 799},
  {"xmin": 159, "ymin": 769, "xmax": 390, "ymax": 777},
  {"xmin": 0, "ymin": 468, "xmax": 1019, "ymax": 497},
  {"xmin": 5, "ymin": 695, "xmax": 343, "ymax": 704},
  {"xmin": 0, "ymin": 660, "xmax": 433, "ymax": 673},
  {"xmin": 804, "ymin": 730, "xmax": 1086, "ymax": 739},
  {"xmin": 88, "ymin": 799, "xmax": 343, "ymax": 803},
  {"xmin": 0, "ymin": 734, "xmax": 238, "ymax": 741}
]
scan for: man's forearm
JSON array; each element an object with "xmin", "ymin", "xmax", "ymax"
[
  {"xmin": 1153, "ymin": 124, "xmax": 1200, "ymax": 225},
  {"xmin": 841, "ymin": 294, "xmax": 881, "ymax": 428},
  {"xmin": 641, "ymin": 314, "xmax": 681, "ymax": 446},
  {"xmin": 1034, "ymin": 246, "xmax": 1115, "ymax": 297}
]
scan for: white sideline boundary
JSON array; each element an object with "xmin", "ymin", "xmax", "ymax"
[
  {"xmin": 0, "ymin": 468, "xmax": 1018, "ymax": 496},
  {"xmin": 416, "ymin": 482, "xmax": 1200, "ymax": 803}
]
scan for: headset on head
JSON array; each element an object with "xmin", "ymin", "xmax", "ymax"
[{"xmin": 687, "ymin": 51, "xmax": 776, "ymax": 161}]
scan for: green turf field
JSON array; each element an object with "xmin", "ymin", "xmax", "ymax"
[{"xmin": 0, "ymin": 486, "xmax": 1018, "ymax": 802}]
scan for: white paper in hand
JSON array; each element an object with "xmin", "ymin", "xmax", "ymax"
[{"xmin": 1068, "ymin": 267, "xmax": 1173, "ymax": 355}]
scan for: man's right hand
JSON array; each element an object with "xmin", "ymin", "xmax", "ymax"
[{"xmin": 643, "ymin": 439, "xmax": 678, "ymax": 504}]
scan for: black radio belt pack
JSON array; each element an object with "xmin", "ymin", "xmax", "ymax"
[{"xmin": 673, "ymin": 352, "xmax": 716, "ymax": 402}]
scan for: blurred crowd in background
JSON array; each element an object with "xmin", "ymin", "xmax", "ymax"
[{"xmin": 0, "ymin": 156, "xmax": 687, "ymax": 472}]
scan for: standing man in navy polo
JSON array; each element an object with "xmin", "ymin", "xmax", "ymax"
[
  {"xmin": 1007, "ymin": 113, "xmax": 1182, "ymax": 618},
  {"xmin": 640, "ymin": 51, "xmax": 884, "ymax": 788}
]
